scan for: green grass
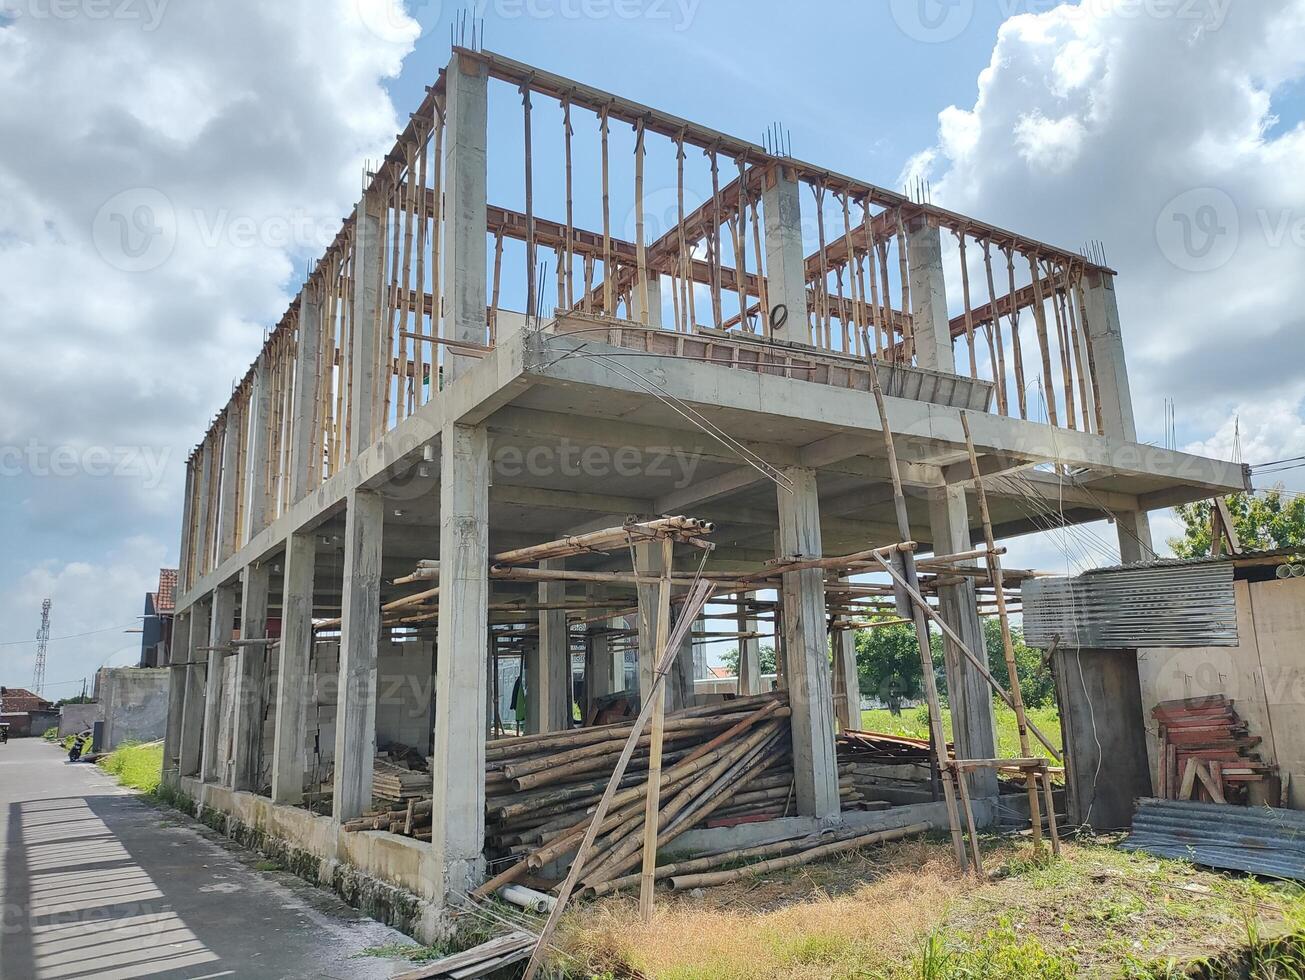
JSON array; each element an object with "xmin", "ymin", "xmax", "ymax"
[
  {"xmin": 96, "ymin": 740, "xmax": 164, "ymax": 794},
  {"xmin": 41, "ymin": 726, "xmax": 60, "ymax": 741},
  {"xmin": 861, "ymin": 702, "xmax": 1063, "ymax": 762}
]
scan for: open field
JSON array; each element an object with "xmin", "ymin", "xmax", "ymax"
[
  {"xmin": 556, "ymin": 835, "xmax": 1305, "ymax": 978},
  {"xmin": 861, "ymin": 704, "xmax": 1064, "ymax": 763}
]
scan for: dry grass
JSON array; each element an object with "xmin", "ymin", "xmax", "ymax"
[{"xmin": 554, "ymin": 835, "xmax": 1305, "ymax": 979}]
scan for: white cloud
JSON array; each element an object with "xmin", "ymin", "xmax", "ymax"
[
  {"xmin": 0, "ymin": 0, "xmax": 415, "ymax": 687},
  {"xmin": 907, "ymin": 0, "xmax": 1305, "ymax": 559}
]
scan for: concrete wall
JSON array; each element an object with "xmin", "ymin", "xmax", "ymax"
[
  {"xmin": 99, "ymin": 667, "xmax": 170, "ymax": 751},
  {"xmin": 59, "ymin": 702, "xmax": 102, "ymax": 737},
  {"xmin": 1139, "ymin": 576, "xmax": 1305, "ymax": 808},
  {"xmin": 377, "ymin": 639, "xmax": 434, "ymax": 753}
]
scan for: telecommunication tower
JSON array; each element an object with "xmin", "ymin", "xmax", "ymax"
[{"xmin": 33, "ymin": 599, "xmax": 51, "ymax": 697}]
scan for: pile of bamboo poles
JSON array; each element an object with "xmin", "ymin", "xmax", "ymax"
[{"xmin": 474, "ymin": 692, "xmax": 804, "ymax": 898}]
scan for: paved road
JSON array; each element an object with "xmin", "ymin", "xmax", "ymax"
[{"xmin": 0, "ymin": 739, "xmax": 417, "ymax": 979}]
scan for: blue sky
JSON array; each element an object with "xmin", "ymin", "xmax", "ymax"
[{"xmin": 2, "ymin": 0, "xmax": 1304, "ymax": 692}]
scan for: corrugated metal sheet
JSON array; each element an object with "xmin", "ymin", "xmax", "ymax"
[
  {"xmin": 1022, "ymin": 563, "xmax": 1237, "ymax": 649},
  {"xmin": 1121, "ymin": 798, "xmax": 1305, "ymax": 881}
]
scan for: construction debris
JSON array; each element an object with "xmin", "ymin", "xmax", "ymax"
[
  {"xmin": 1122, "ymin": 799, "xmax": 1305, "ymax": 882},
  {"xmin": 1154, "ymin": 696, "xmax": 1278, "ymax": 806},
  {"xmin": 389, "ymin": 931, "xmax": 536, "ymax": 980}
]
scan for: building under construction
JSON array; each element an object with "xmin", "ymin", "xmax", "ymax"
[{"xmin": 162, "ymin": 47, "xmax": 1249, "ymax": 940}]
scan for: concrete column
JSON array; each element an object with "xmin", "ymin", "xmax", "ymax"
[
  {"xmin": 762, "ymin": 164, "xmax": 809, "ymax": 343},
  {"xmin": 179, "ymin": 598, "xmax": 210, "ymax": 778},
  {"xmin": 929, "ymin": 486, "xmax": 998, "ymax": 798},
  {"xmin": 332, "ymin": 489, "xmax": 384, "ymax": 822},
  {"xmin": 442, "ymin": 51, "xmax": 489, "ymax": 383},
  {"xmin": 907, "ymin": 219, "xmax": 954, "ymax": 373},
  {"xmin": 432, "ymin": 422, "xmax": 490, "ymax": 898},
  {"xmin": 350, "ymin": 191, "xmax": 384, "ymax": 451},
  {"xmin": 583, "ymin": 587, "xmax": 619, "ymax": 710},
  {"xmin": 833, "ymin": 624, "xmax": 860, "ymax": 732},
  {"xmin": 215, "ymin": 406, "xmax": 244, "ymax": 563},
  {"xmin": 232, "ymin": 561, "xmax": 270, "ymax": 792},
  {"xmin": 776, "ymin": 467, "xmax": 840, "ymax": 819},
  {"xmin": 245, "ymin": 355, "xmax": 272, "ymax": 538},
  {"xmin": 272, "ymin": 531, "xmax": 315, "ymax": 805},
  {"xmin": 1082, "ymin": 271, "xmax": 1155, "ymax": 562},
  {"xmin": 633, "ymin": 539, "xmax": 669, "ymax": 704},
  {"xmin": 195, "ymin": 439, "xmax": 215, "ymax": 575},
  {"xmin": 178, "ymin": 464, "xmax": 196, "ymax": 595},
  {"xmin": 737, "ymin": 593, "xmax": 762, "ymax": 695},
  {"xmin": 201, "ymin": 583, "xmax": 236, "ymax": 783},
  {"xmin": 630, "ymin": 271, "xmax": 663, "ymax": 327},
  {"xmin": 162, "ymin": 609, "xmax": 190, "ymax": 784},
  {"xmin": 289, "ymin": 287, "xmax": 322, "ymax": 501},
  {"xmin": 530, "ymin": 558, "xmax": 572, "ymax": 734}
]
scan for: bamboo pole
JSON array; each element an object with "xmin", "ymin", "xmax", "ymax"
[
  {"xmin": 957, "ymin": 230, "xmax": 977, "ymax": 378},
  {"xmin": 562, "ymin": 95, "xmax": 575, "ymax": 310},
  {"xmin": 959, "ymin": 411, "xmax": 1045, "ymax": 849},
  {"xmin": 639, "ymin": 535, "xmax": 672, "ymax": 920},
  {"xmin": 1004, "ymin": 247, "xmax": 1027, "ymax": 419},
  {"xmin": 600, "ymin": 105, "xmax": 613, "ymax": 316},
  {"xmin": 982, "ymin": 240, "xmax": 1008, "ymax": 415},
  {"xmin": 522, "ymin": 83, "xmax": 537, "ymax": 322},
  {"xmin": 520, "ymin": 579, "xmax": 714, "ymax": 980},
  {"xmin": 867, "ymin": 359, "xmax": 968, "ymax": 870},
  {"xmin": 1026, "ymin": 252, "xmax": 1058, "ymax": 427}
]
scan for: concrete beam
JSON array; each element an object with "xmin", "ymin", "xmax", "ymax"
[
  {"xmin": 272, "ymin": 531, "xmax": 315, "ymax": 805},
  {"xmin": 333, "ymin": 489, "xmax": 384, "ymax": 823},
  {"xmin": 432, "ymin": 422, "xmax": 490, "ymax": 898},
  {"xmin": 776, "ymin": 467, "xmax": 840, "ymax": 819},
  {"xmin": 246, "ymin": 355, "xmax": 273, "ymax": 538},
  {"xmin": 232, "ymin": 561, "xmax": 271, "ymax": 791}
]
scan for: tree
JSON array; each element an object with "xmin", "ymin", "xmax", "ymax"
[
  {"xmin": 854, "ymin": 621, "xmax": 942, "ymax": 715},
  {"xmin": 1169, "ymin": 487, "xmax": 1305, "ymax": 558},
  {"xmin": 719, "ymin": 644, "xmax": 777, "ymax": 676},
  {"xmin": 852, "ymin": 616, "xmax": 1054, "ymax": 714}
]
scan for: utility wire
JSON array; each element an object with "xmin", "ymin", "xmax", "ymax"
[{"xmin": 0, "ymin": 623, "xmax": 138, "ymax": 647}]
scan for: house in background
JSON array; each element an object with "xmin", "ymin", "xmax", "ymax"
[
  {"xmin": 139, "ymin": 568, "xmax": 177, "ymax": 668},
  {"xmin": 1, "ymin": 687, "xmax": 57, "ymax": 738}
]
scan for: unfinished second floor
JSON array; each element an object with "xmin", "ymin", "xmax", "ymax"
[{"xmin": 175, "ymin": 47, "xmax": 1249, "ymax": 606}]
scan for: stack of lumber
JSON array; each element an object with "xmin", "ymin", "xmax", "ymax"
[
  {"xmin": 372, "ymin": 758, "xmax": 430, "ymax": 803},
  {"xmin": 837, "ymin": 730, "xmax": 938, "ymax": 764},
  {"xmin": 1154, "ymin": 696, "xmax": 1277, "ymax": 805}
]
